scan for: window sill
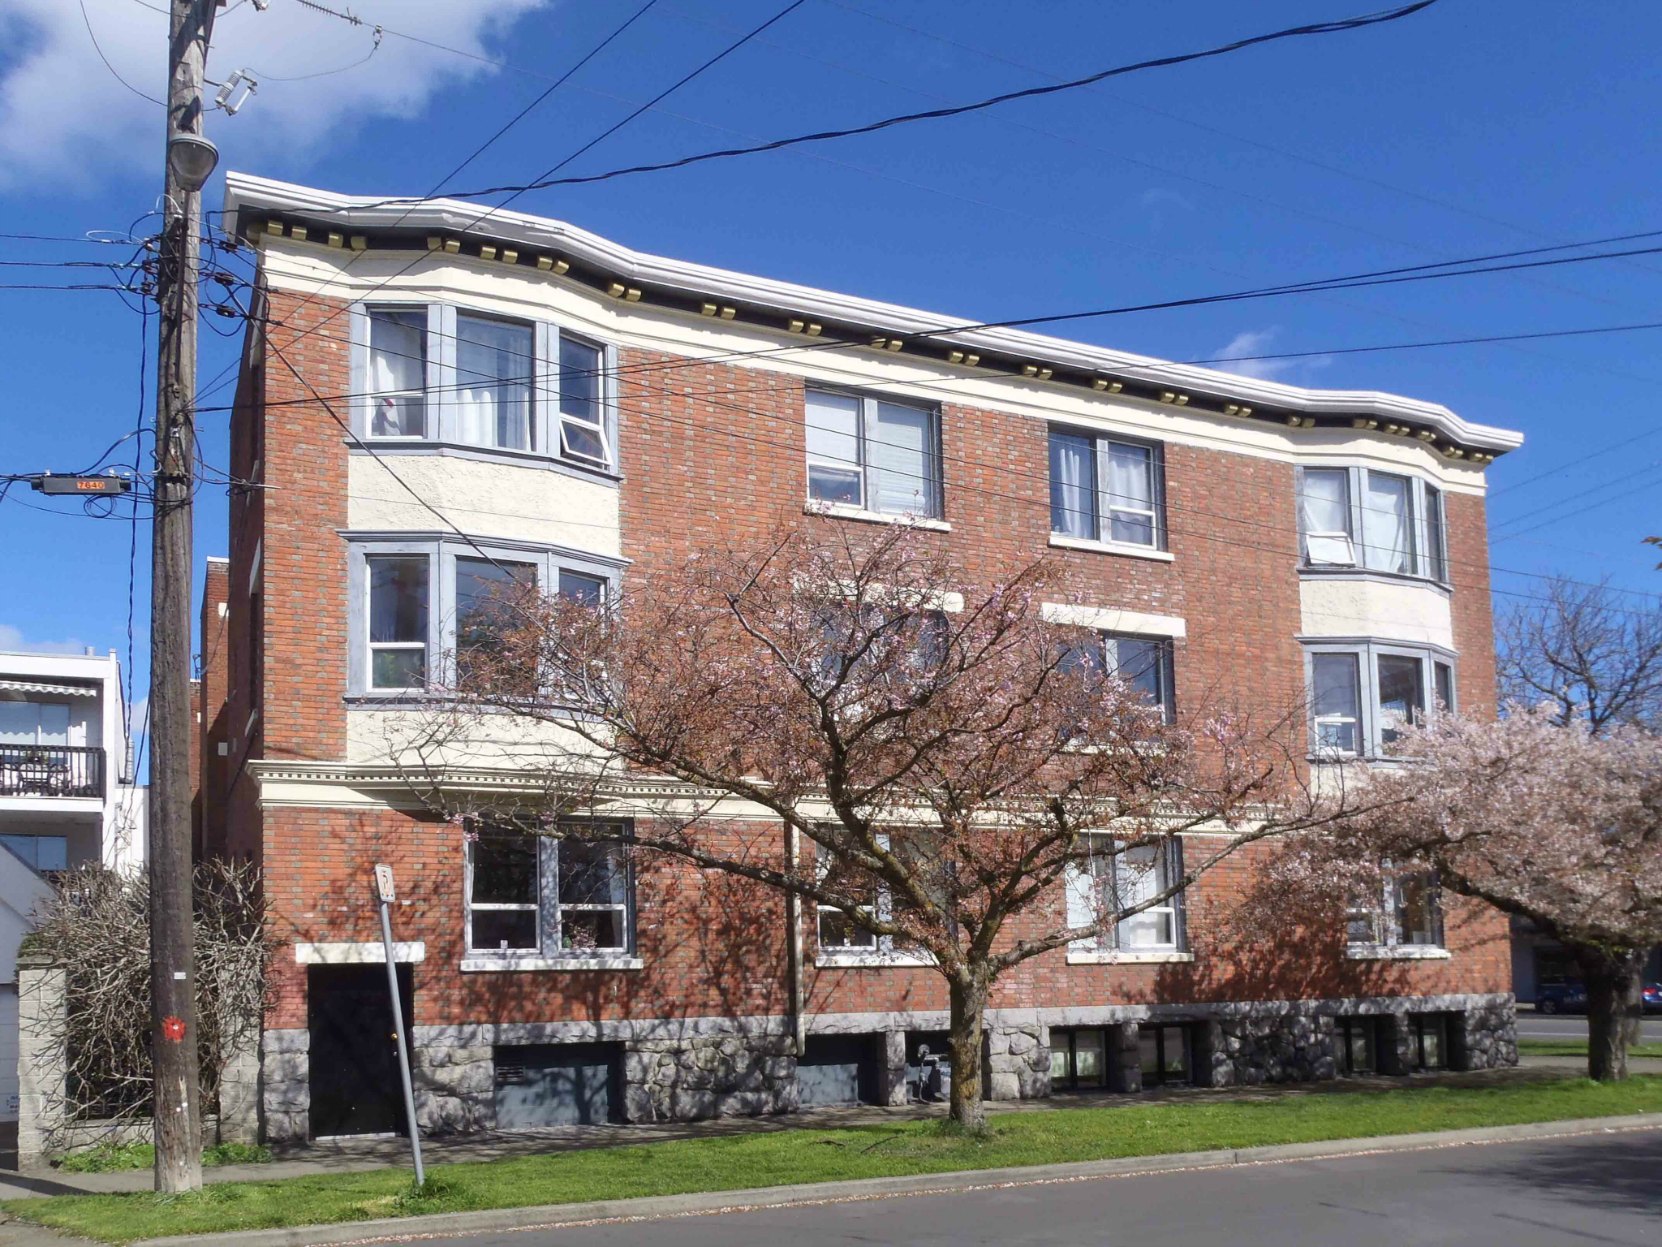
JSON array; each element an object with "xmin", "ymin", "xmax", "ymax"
[
  {"xmin": 350, "ymin": 439, "xmax": 623, "ymax": 485},
  {"xmin": 460, "ymin": 955, "xmax": 644, "ymax": 972},
  {"xmin": 804, "ymin": 501, "xmax": 950, "ymax": 532},
  {"xmin": 816, "ymin": 951, "xmax": 935, "ymax": 969},
  {"xmin": 1066, "ymin": 950, "xmax": 1194, "ymax": 965},
  {"xmin": 1048, "ymin": 535, "xmax": 1174, "ymax": 563},
  {"xmin": 1344, "ymin": 945, "xmax": 1450, "ymax": 961}
]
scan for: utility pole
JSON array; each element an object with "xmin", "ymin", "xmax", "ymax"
[{"xmin": 151, "ymin": 0, "xmax": 218, "ymax": 1196}]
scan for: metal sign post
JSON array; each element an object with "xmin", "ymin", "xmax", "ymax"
[{"xmin": 373, "ymin": 864, "xmax": 425, "ymax": 1186}]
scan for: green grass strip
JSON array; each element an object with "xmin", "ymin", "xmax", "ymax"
[
  {"xmin": 11, "ymin": 1076, "xmax": 1662, "ymax": 1244},
  {"xmin": 1516, "ymin": 1038, "xmax": 1662, "ymax": 1059}
]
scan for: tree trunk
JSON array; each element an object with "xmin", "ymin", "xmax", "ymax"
[
  {"xmin": 1578, "ymin": 946, "xmax": 1645, "ymax": 1082},
  {"xmin": 946, "ymin": 975, "xmax": 989, "ymax": 1132}
]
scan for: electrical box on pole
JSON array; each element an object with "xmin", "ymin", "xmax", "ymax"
[{"xmin": 30, "ymin": 475, "xmax": 133, "ymax": 496}]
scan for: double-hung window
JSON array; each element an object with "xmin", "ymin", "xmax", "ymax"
[
  {"xmin": 1060, "ymin": 631, "xmax": 1176, "ymax": 724},
  {"xmin": 351, "ymin": 538, "xmax": 620, "ymax": 697},
  {"xmin": 353, "ymin": 303, "xmax": 617, "ymax": 472},
  {"xmin": 1306, "ymin": 643, "xmax": 1456, "ymax": 759},
  {"xmin": 805, "ymin": 388, "xmax": 941, "ymax": 519},
  {"xmin": 1347, "ymin": 871, "xmax": 1444, "ymax": 954},
  {"xmin": 1049, "ymin": 427, "xmax": 1164, "ymax": 549},
  {"xmin": 813, "ymin": 834, "xmax": 932, "ymax": 965},
  {"xmin": 1067, "ymin": 835, "xmax": 1187, "ymax": 957},
  {"xmin": 466, "ymin": 821, "xmax": 634, "ymax": 961},
  {"xmin": 1297, "ymin": 466, "xmax": 1449, "ymax": 582}
]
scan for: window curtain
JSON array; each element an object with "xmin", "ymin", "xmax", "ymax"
[
  {"xmin": 456, "ymin": 317, "xmax": 532, "ymax": 451},
  {"xmin": 1363, "ymin": 473, "xmax": 1413, "ymax": 573},
  {"xmin": 368, "ymin": 312, "xmax": 425, "ymax": 436},
  {"xmin": 1301, "ymin": 469, "xmax": 1354, "ymax": 564},
  {"xmin": 1049, "ymin": 431, "xmax": 1095, "ymax": 538},
  {"xmin": 805, "ymin": 390, "xmax": 862, "ymax": 505},
  {"xmin": 869, "ymin": 400, "xmax": 933, "ymax": 515},
  {"xmin": 1106, "ymin": 442, "xmax": 1155, "ymax": 544},
  {"xmin": 1112, "ymin": 844, "xmax": 1166, "ymax": 949}
]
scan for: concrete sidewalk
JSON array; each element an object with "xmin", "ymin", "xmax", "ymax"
[{"xmin": 0, "ymin": 1064, "xmax": 1574, "ymax": 1202}]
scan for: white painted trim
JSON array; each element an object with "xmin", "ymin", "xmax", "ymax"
[
  {"xmin": 295, "ymin": 941, "xmax": 426, "ymax": 965},
  {"xmin": 1344, "ymin": 945, "xmax": 1451, "ymax": 961},
  {"xmin": 1040, "ymin": 602, "xmax": 1188, "ymax": 638},
  {"xmin": 1066, "ymin": 950, "xmax": 1195, "ymax": 965},
  {"xmin": 223, "ymin": 174, "xmax": 1522, "ymax": 456},
  {"xmin": 1048, "ymin": 536, "xmax": 1175, "ymax": 563},
  {"xmin": 459, "ymin": 955, "xmax": 644, "ymax": 972},
  {"xmin": 815, "ymin": 951, "xmax": 935, "ymax": 969},
  {"xmin": 803, "ymin": 501, "xmax": 951, "ymax": 532}
]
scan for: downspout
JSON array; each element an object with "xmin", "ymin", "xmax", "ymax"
[{"xmin": 786, "ymin": 823, "xmax": 806, "ymax": 1055}]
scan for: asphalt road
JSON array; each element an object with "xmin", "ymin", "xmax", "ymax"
[
  {"xmin": 398, "ymin": 1127, "xmax": 1662, "ymax": 1247},
  {"xmin": 1515, "ymin": 1013, "xmax": 1659, "ymax": 1041}
]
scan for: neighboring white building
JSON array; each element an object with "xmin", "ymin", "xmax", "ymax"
[{"xmin": 0, "ymin": 648, "xmax": 145, "ymax": 1122}]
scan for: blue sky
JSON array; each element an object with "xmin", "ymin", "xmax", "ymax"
[{"xmin": 1, "ymin": 0, "xmax": 1659, "ymax": 703}]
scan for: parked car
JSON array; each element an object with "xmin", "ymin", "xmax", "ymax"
[
  {"xmin": 1643, "ymin": 983, "xmax": 1662, "ymax": 1014},
  {"xmin": 1536, "ymin": 981, "xmax": 1588, "ymax": 1014}
]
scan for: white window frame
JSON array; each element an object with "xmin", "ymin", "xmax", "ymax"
[
  {"xmin": 348, "ymin": 301, "xmax": 620, "ymax": 474},
  {"xmin": 347, "ymin": 534, "xmax": 624, "ymax": 698},
  {"xmin": 1296, "ymin": 465, "xmax": 1449, "ymax": 584},
  {"xmin": 1066, "ymin": 834, "xmax": 1191, "ymax": 964},
  {"xmin": 812, "ymin": 834, "xmax": 933, "ymax": 967},
  {"xmin": 1346, "ymin": 871, "xmax": 1447, "ymax": 959},
  {"xmin": 1047, "ymin": 425, "xmax": 1166, "ymax": 551},
  {"xmin": 1303, "ymin": 640, "xmax": 1457, "ymax": 760},
  {"xmin": 462, "ymin": 821, "xmax": 640, "ymax": 971},
  {"xmin": 804, "ymin": 386, "xmax": 942, "ymax": 520}
]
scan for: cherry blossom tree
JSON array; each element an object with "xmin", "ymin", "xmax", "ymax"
[
  {"xmin": 1270, "ymin": 707, "xmax": 1662, "ymax": 1081},
  {"xmin": 401, "ymin": 523, "xmax": 1351, "ymax": 1130}
]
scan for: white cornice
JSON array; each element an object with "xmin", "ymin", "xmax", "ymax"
[{"xmin": 222, "ymin": 173, "xmax": 1524, "ymax": 456}]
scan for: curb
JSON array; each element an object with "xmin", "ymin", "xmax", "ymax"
[{"xmin": 121, "ymin": 1112, "xmax": 1662, "ymax": 1247}]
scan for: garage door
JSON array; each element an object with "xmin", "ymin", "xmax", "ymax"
[
  {"xmin": 0, "ymin": 986, "xmax": 17, "ymax": 1122},
  {"xmin": 797, "ymin": 1035, "xmax": 872, "ymax": 1107},
  {"xmin": 494, "ymin": 1043, "xmax": 619, "ymax": 1129}
]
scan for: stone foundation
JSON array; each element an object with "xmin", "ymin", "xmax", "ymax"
[
  {"xmin": 985, "ymin": 1015, "xmax": 1050, "ymax": 1101},
  {"xmin": 260, "ymin": 1028, "xmax": 310, "ymax": 1143},
  {"xmin": 1457, "ymin": 998, "xmax": 1518, "ymax": 1070},
  {"xmin": 623, "ymin": 1032, "xmax": 796, "ymax": 1122},
  {"xmin": 1209, "ymin": 1013, "xmax": 1337, "ymax": 1086},
  {"xmin": 413, "ymin": 1041, "xmax": 494, "ymax": 1133}
]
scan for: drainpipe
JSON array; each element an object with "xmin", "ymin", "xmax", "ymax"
[{"xmin": 786, "ymin": 824, "xmax": 806, "ymax": 1055}]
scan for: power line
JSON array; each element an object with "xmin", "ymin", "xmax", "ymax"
[
  {"xmin": 1183, "ymin": 318, "xmax": 1662, "ymax": 367},
  {"xmin": 80, "ymin": 0, "xmax": 164, "ymax": 106},
  {"xmin": 377, "ymin": 1, "xmax": 1440, "ymax": 205}
]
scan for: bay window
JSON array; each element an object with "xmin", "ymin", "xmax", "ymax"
[
  {"xmin": 806, "ymin": 387, "xmax": 941, "ymax": 519},
  {"xmin": 1297, "ymin": 466, "xmax": 1448, "ymax": 583},
  {"xmin": 1305, "ymin": 642, "xmax": 1456, "ymax": 759},
  {"xmin": 350, "ymin": 537, "xmax": 621, "ymax": 697},
  {"xmin": 352, "ymin": 302, "xmax": 617, "ymax": 472},
  {"xmin": 1049, "ymin": 427, "xmax": 1164, "ymax": 549}
]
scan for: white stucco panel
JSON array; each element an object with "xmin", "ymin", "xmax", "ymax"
[
  {"xmin": 1299, "ymin": 577, "xmax": 1454, "ymax": 649},
  {"xmin": 346, "ymin": 454, "xmax": 620, "ymax": 559}
]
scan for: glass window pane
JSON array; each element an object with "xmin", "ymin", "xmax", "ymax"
[
  {"xmin": 471, "ymin": 830, "xmax": 538, "ymax": 905},
  {"xmin": 1108, "ymin": 637, "xmax": 1166, "ymax": 712},
  {"xmin": 1434, "ymin": 662, "xmax": 1455, "ymax": 714},
  {"xmin": 1107, "ymin": 442, "xmax": 1153, "ymax": 508},
  {"xmin": 470, "ymin": 909, "xmax": 537, "ymax": 953},
  {"xmin": 806, "ymin": 390, "xmax": 861, "ymax": 472},
  {"xmin": 1312, "ymin": 653, "xmax": 1361, "ymax": 753},
  {"xmin": 1049, "ymin": 1039, "xmax": 1072, "ymax": 1085},
  {"xmin": 0, "ymin": 702, "xmax": 34, "ymax": 745},
  {"xmin": 456, "ymin": 315, "xmax": 534, "ymax": 451},
  {"xmin": 1395, "ymin": 875, "xmax": 1441, "ymax": 945},
  {"xmin": 1426, "ymin": 486, "xmax": 1447, "ymax": 581},
  {"xmin": 368, "ymin": 309, "xmax": 426, "ymax": 438},
  {"xmin": 558, "ymin": 570, "xmax": 606, "ymax": 606},
  {"xmin": 818, "ymin": 908, "xmax": 878, "ymax": 950},
  {"xmin": 1362, "ymin": 472, "xmax": 1415, "ymax": 574},
  {"xmin": 369, "ymin": 557, "xmax": 427, "ymax": 643},
  {"xmin": 558, "ymin": 841, "xmax": 623, "ymax": 905},
  {"xmin": 1108, "ymin": 510, "xmax": 1154, "ymax": 546},
  {"xmin": 870, "ymin": 400, "xmax": 936, "ymax": 516},
  {"xmin": 457, "ymin": 558, "xmax": 533, "ymax": 626},
  {"xmin": 558, "ymin": 336, "xmax": 602, "ymax": 423},
  {"xmin": 1073, "ymin": 1030, "xmax": 1104, "ymax": 1084},
  {"xmin": 372, "ymin": 649, "xmax": 425, "ymax": 689},
  {"xmin": 1162, "ymin": 1026, "xmax": 1188, "ymax": 1076},
  {"xmin": 36, "ymin": 703, "xmax": 69, "ymax": 746},
  {"xmin": 1049, "ymin": 431, "xmax": 1096, "ymax": 538},
  {"xmin": 560, "ymin": 909, "xmax": 626, "ymax": 951},
  {"xmin": 1301, "ymin": 469, "xmax": 1354, "ymax": 564},
  {"xmin": 1377, "ymin": 655, "xmax": 1425, "ymax": 746},
  {"xmin": 1138, "ymin": 1028, "xmax": 1161, "ymax": 1078}
]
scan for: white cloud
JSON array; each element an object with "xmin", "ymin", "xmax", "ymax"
[
  {"xmin": 0, "ymin": 623, "xmax": 94, "ymax": 655},
  {"xmin": 1205, "ymin": 328, "xmax": 1331, "ymax": 383},
  {"xmin": 0, "ymin": 0, "xmax": 553, "ymax": 191}
]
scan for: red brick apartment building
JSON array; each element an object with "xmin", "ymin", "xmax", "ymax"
[{"xmin": 202, "ymin": 173, "xmax": 1523, "ymax": 1140}]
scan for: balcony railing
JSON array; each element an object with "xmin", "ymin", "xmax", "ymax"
[{"xmin": 0, "ymin": 745, "xmax": 105, "ymax": 799}]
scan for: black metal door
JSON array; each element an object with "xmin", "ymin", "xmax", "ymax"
[{"xmin": 307, "ymin": 964, "xmax": 413, "ymax": 1137}]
